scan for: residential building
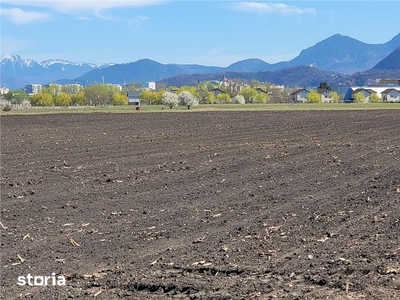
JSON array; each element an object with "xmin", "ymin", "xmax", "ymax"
[
  {"xmin": 255, "ymin": 87, "xmax": 268, "ymax": 94},
  {"xmin": 24, "ymin": 84, "xmax": 43, "ymax": 95},
  {"xmin": 168, "ymin": 87, "xmax": 179, "ymax": 93},
  {"xmin": 127, "ymin": 91, "xmax": 141, "ymax": 105},
  {"xmin": 317, "ymin": 88, "xmax": 333, "ymax": 103},
  {"xmin": 343, "ymin": 87, "xmax": 390, "ymax": 102},
  {"xmin": 378, "ymin": 79, "xmax": 400, "ymax": 86},
  {"xmin": 289, "ymin": 88, "xmax": 309, "ymax": 103},
  {"xmin": 381, "ymin": 88, "xmax": 400, "ymax": 102},
  {"xmin": 42, "ymin": 84, "xmax": 62, "ymax": 96}
]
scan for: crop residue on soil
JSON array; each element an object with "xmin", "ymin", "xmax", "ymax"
[{"xmin": 1, "ymin": 110, "xmax": 399, "ymax": 299}]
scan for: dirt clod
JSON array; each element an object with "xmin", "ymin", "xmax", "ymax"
[{"xmin": 1, "ymin": 111, "xmax": 399, "ymax": 299}]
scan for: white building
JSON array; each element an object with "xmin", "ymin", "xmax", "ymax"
[
  {"xmin": 24, "ymin": 84, "xmax": 43, "ymax": 95},
  {"xmin": 317, "ymin": 88, "xmax": 334, "ymax": 103},
  {"xmin": 127, "ymin": 91, "xmax": 141, "ymax": 105},
  {"xmin": 381, "ymin": 88, "xmax": 400, "ymax": 102},
  {"xmin": 148, "ymin": 82, "xmax": 156, "ymax": 90},
  {"xmin": 289, "ymin": 88, "xmax": 309, "ymax": 103},
  {"xmin": 343, "ymin": 87, "xmax": 396, "ymax": 102}
]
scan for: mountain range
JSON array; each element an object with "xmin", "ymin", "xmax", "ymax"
[
  {"xmin": 372, "ymin": 46, "xmax": 400, "ymax": 70},
  {"xmin": 0, "ymin": 55, "xmax": 112, "ymax": 90},
  {"xmin": 1, "ymin": 33, "xmax": 399, "ymax": 90}
]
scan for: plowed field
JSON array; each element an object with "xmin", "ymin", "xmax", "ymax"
[{"xmin": 1, "ymin": 110, "xmax": 399, "ymax": 299}]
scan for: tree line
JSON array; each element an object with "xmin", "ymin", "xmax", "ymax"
[
  {"xmin": 2, "ymin": 83, "xmax": 129, "ymax": 106},
  {"xmin": 2, "ymin": 80, "xmax": 287, "ymax": 107},
  {"xmin": 3, "ymin": 80, "xmax": 383, "ymax": 108},
  {"xmin": 31, "ymin": 84, "xmax": 128, "ymax": 106},
  {"xmin": 139, "ymin": 81, "xmax": 286, "ymax": 106}
]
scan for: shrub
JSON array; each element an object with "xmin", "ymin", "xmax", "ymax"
[
  {"xmin": 231, "ymin": 95, "xmax": 245, "ymax": 104},
  {"xmin": 353, "ymin": 92, "xmax": 365, "ymax": 103},
  {"xmin": 215, "ymin": 93, "xmax": 231, "ymax": 104},
  {"xmin": 369, "ymin": 93, "xmax": 382, "ymax": 103},
  {"xmin": 3, "ymin": 105, "xmax": 12, "ymax": 111}
]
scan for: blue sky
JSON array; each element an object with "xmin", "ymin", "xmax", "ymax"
[{"xmin": 1, "ymin": 1, "xmax": 399, "ymax": 66}]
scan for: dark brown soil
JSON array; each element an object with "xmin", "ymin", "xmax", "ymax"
[{"xmin": 1, "ymin": 110, "xmax": 399, "ymax": 299}]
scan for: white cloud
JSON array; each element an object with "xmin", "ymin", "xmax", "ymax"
[
  {"xmin": 232, "ymin": 2, "xmax": 316, "ymax": 15},
  {"xmin": 90, "ymin": 11, "xmax": 149, "ymax": 27},
  {"xmin": 1, "ymin": 1, "xmax": 164, "ymax": 24},
  {"xmin": 136, "ymin": 15, "xmax": 149, "ymax": 22},
  {"xmin": 76, "ymin": 16, "xmax": 92, "ymax": 21},
  {"xmin": 1, "ymin": 1, "xmax": 166, "ymax": 14},
  {"xmin": 0, "ymin": 7, "xmax": 50, "ymax": 24},
  {"xmin": 128, "ymin": 15, "xmax": 150, "ymax": 29}
]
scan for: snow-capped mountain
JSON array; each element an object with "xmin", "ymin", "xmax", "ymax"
[
  {"xmin": 0, "ymin": 55, "xmax": 111, "ymax": 89},
  {"xmin": 1, "ymin": 55, "xmax": 34, "ymax": 71},
  {"xmin": 39, "ymin": 58, "xmax": 106, "ymax": 68}
]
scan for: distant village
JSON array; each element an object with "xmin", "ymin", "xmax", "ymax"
[{"xmin": 1, "ymin": 76, "xmax": 400, "ymax": 109}]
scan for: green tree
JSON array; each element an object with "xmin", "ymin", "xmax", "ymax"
[
  {"xmin": 112, "ymin": 93, "xmax": 128, "ymax": 105},
  {"xmin": 215, "ymin": 93, "xmax": 231, "ymax": 104},
  {"xmin": 84, "ymin": 84, "xmax": 115, "ymax": 105},
  {"xmin": 369, "ymin": 93, "xmax": 382, "ymax": 103},
  {"xmin": 254, "ymin": 92, "xmax": 269, "ymax": 104},
  {"xmin": 72, "ymin": 91, "xmax": 87, "ymax": 105},
  {"xmin": 353, "ymin": 92, "xmax": 365, "ymax": 103},
  {"xmin": 306, "ymin": 90, "xmax": 322, "ymax": 103},
  {"xmin": 178, "ymin": 86, "xmax": 198, "ymax": 98},
  {"xmin": 318, "ymin": 81, "xmax": 330, "ymax": 90},
  {"xmin": 54, "ymin": 92, "xmax": 72, "ymax": 106},
  {"xmin": 139, "ymin": 90, "xmax": 162, "ymax": 105},
  {"xmin": 196, "ymin": 82, "xmax": 215, "ymax": 104},
  {"xmin": 139, "ymin": 90, "xmax": 152, "ymax": 104},
  {"xmin": 239, "ymin": 87, "xmax": 258, "ymax": 103},
  {"xmin": 5, "ymin": 90, "xmax": 29, "ymax": 105},
  {"xmin": 43, "ymin": 83, "xmax": 61, "ymax": 97},
  {"xmin": 209, "ymin": 91, "xmax": 217, "ymax": 103},
  {"xmin": 250, "ymin": 79, "xmax": 261, "ymax": 88},
  {"xmin": 201, "ymin": 91, "xmax": 215, "ymax": 104},
  {"xmin": 61, "ymin": 84, "xmax": 81, "ymax": 95},
  {"xmin": 4, "ymin": 91, "xmax": 13, "ymax": 102},
  {"xmin": 328, "ymin": 91, "xmax": 340, "ymax": 103},
  {"xmin": 31, "ymin": 93, "xmax": 53, "ymax": 106}
]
